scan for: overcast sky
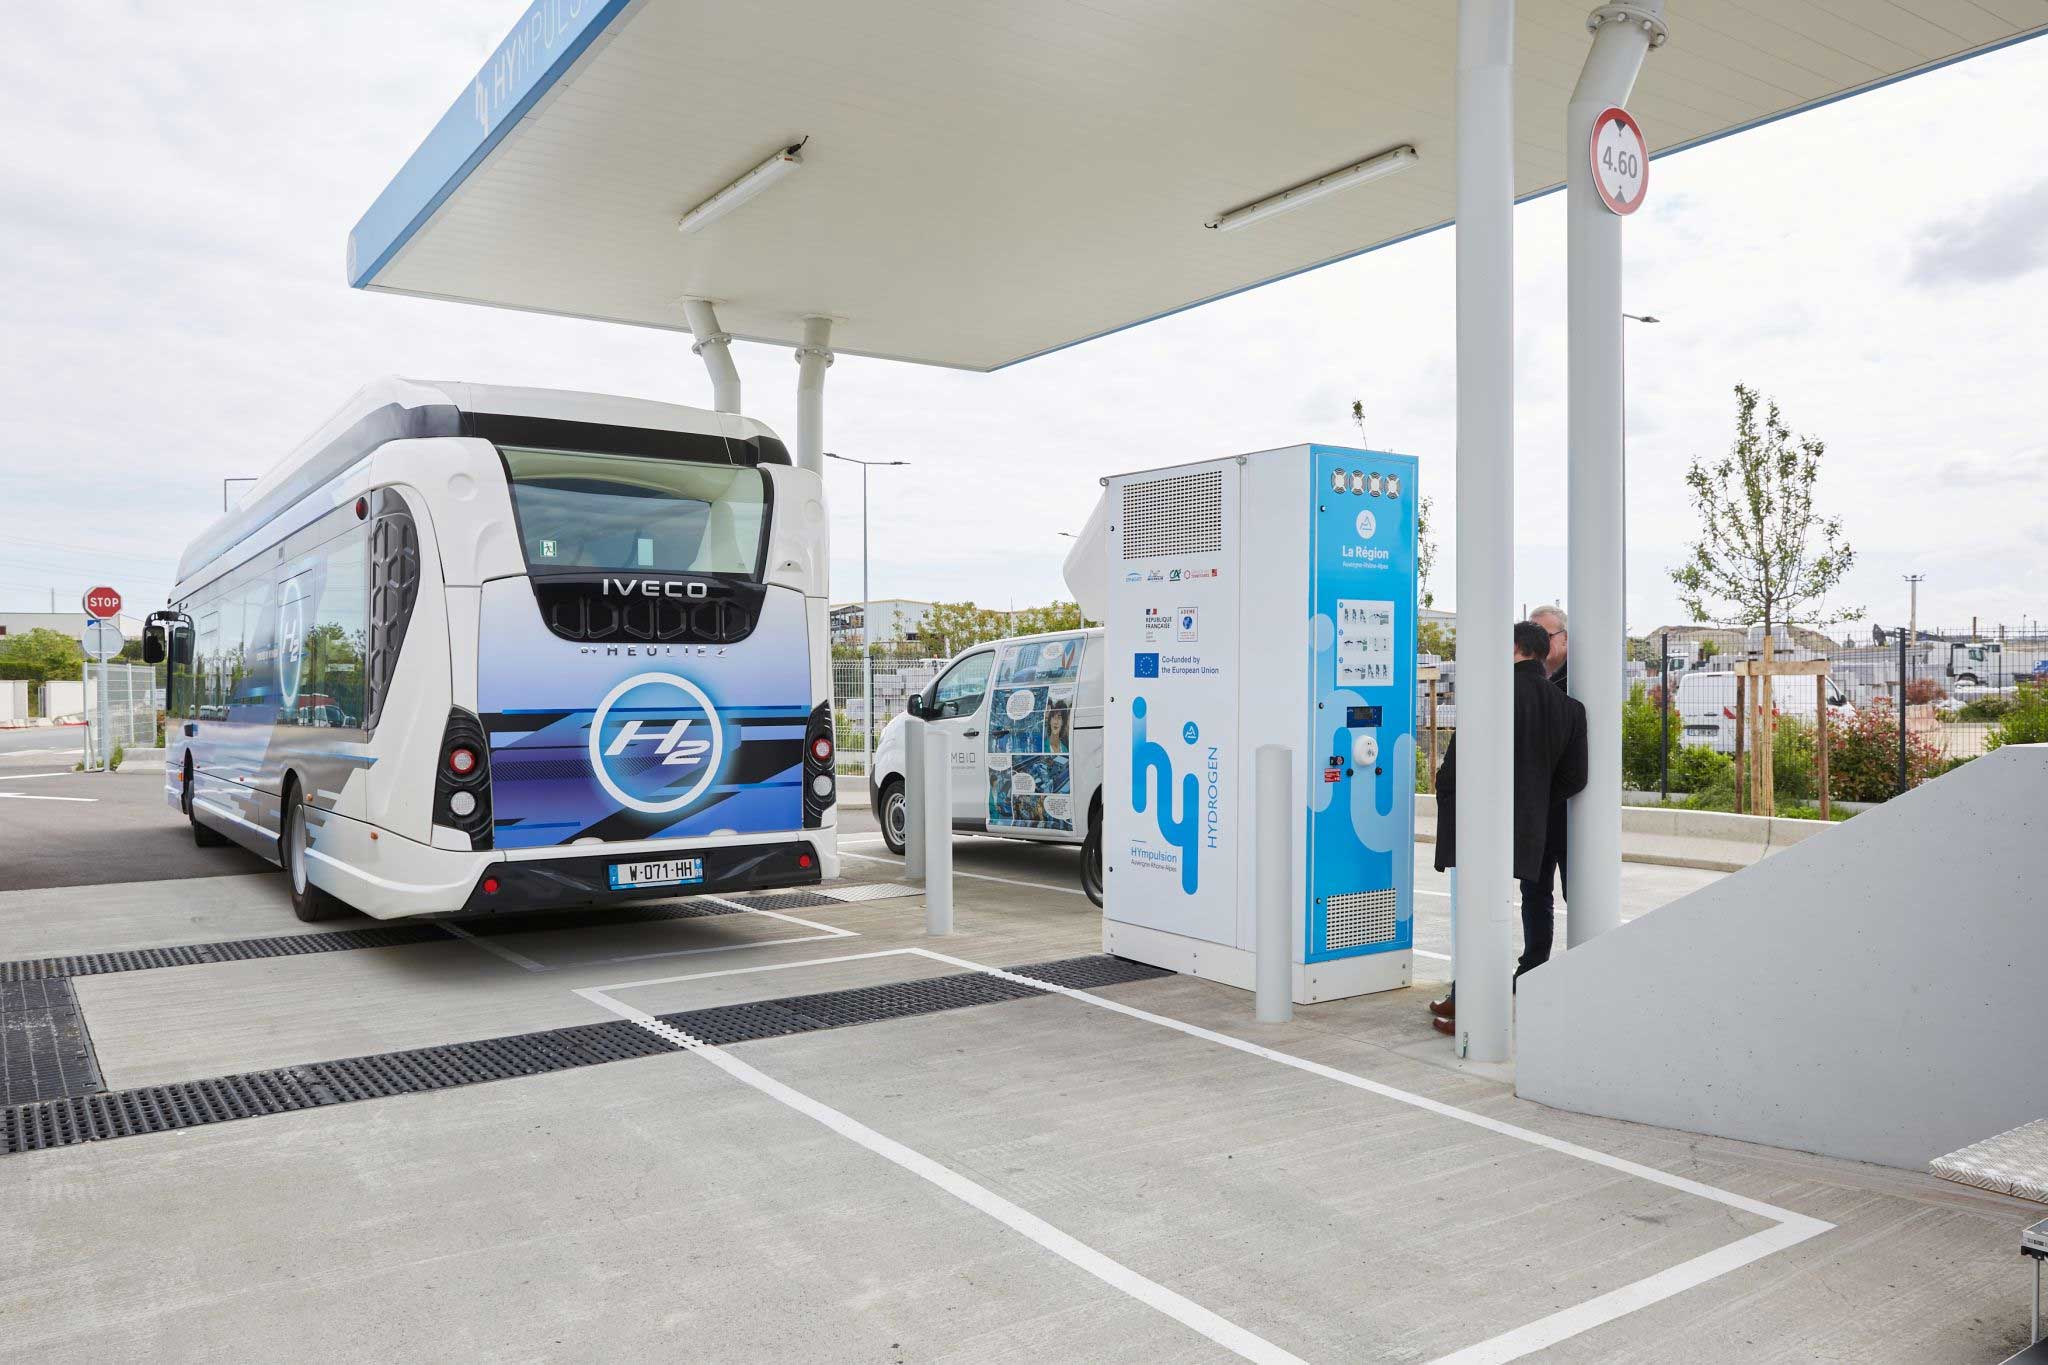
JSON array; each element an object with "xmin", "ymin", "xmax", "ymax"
[{"xmin": 3, "ymin": 8, "xmax": 2043, "ymax": 640}]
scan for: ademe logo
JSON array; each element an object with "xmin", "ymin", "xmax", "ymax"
[{"xmin": 1129, "ymin": 697, "xmax": 1220, "ymax": 895}]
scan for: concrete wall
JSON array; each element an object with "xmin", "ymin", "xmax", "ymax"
[{"xmin": 1517, "ymin": 743, "xmax": 2048, "ymax": 1170}]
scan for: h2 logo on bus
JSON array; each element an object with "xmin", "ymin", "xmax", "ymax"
[{"xmin": 587, "ymin": 671, "xmax": 726, "ymax": 816}]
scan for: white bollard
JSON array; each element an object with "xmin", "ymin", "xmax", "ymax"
[
  {"xmin": 1254, "ymin": 744, "xmax": 1293, "ymax": 1023},
  {"xmin": 903, "ymin": 717, "xmax": 927, "ymax": 881},
  {"xmin": 923, "ymin": 730, "xmax": 953, "ymax": 935}
]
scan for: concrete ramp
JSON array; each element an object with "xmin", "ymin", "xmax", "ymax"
[{"xmin": 1518, "ymin": 744, "xmax": 2048, "ymax": 1170}]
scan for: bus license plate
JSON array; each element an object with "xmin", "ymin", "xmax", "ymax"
[{"xmin": 608, "ymin": 857, "xmax": 703, "ymax": 890}]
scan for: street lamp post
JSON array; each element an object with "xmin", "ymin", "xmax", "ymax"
[{"xmin": 825, "ymin": 452, "xmax": 908, "ymax": 787}]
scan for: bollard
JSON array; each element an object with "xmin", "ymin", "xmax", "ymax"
[
  {"xmin": 1254, "ymin": 744, "xmax": 1292, "ymax": 1023},
  {"xmin": 903, "ymin": 717, "xmax": 927, "ymax": 881},
  {"xmin": 923, "ymin": 730, "xmax": 953, "ymax": 935}
]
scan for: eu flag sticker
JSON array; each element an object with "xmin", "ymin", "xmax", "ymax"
[{"xmin": 1134, "ymin": 652, "xmax": 1160, "ymax": 678}]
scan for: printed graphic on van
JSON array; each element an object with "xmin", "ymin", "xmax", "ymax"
[
  {"xmin": 1129, "ymin": 695, "xmax": 1201, "ymax": 894},
  {"xmin": 988, "ymin": 638, "xmax": 1081, "ymax": 832}
]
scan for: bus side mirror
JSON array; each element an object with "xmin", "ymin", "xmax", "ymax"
[{"xmin": 141, "ymin": 624, "xmax": 168, "ymax": 665}]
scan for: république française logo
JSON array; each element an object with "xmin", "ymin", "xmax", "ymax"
[{"xmin": 587, "ymin": 671, "xmax": 725, "ymax": 815}]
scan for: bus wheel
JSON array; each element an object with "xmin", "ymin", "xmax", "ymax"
[
  {"xmin": 186, "ymin": 763, "xmax": 228, "ymax": 847},
  {"xmin": 283, "ymin": 789, "xmax": 347, "ymax": 923},
  {"xmin": 880, "ymin": 778, "xmax": 908, "ymax": 856},
  {"xmin": 1080, "ymin": 808, "xmax": 1103, "ymax": 908}
]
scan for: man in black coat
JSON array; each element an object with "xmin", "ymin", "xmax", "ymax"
[{"xmin": 1427, "ymin": 619, "xmax": 1589, "ymax": 1031}]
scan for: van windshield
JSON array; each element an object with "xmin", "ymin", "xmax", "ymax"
[{"xmin": 501, "ymin": 447, "xmax": 767, "ymax": 577}]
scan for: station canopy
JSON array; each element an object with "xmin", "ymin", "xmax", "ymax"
[{"xmin": 352, "ymin": 2, "xmax": 2045, "ymax": 372}]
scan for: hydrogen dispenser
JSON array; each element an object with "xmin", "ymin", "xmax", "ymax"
[{"xmin": 1099, "ymin": 445, "xmax": 1419, "ymax": 1003}]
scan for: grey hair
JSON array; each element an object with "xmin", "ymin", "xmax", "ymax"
[{"xmin": 1531, "ymin": 604, "xmax": 1568, "ymax": 631}]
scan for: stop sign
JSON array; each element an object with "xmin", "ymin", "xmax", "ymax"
[{"xmin": 82, "ymin": 586, "xmax": 122, "ymax": 620}]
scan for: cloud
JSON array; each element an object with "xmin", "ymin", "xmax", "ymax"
[{"xmin": 1908, "ymin": 179, "xmax": 2048, "ymax": 285}]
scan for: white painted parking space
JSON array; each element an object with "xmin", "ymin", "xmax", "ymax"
[{"xmin": 575, "ymin": 944, "xmax": 1833, "ymax": 1364}]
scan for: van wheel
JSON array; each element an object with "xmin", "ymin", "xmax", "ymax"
[
  {"xmin": 880, "ymin": 778, "xmax": 907, "ymax": 856},
  {"xmin": 1080, "ymin": 807, "xmax": 1103, "ymax": 908},
  {"xmin": 185, "ymin": 764, "xmax": 228, "ymax": 847},
  {"xmin": 283, "ymin": 788, "xmax": 348, "ymax": 923},
  {"xmin": 1956, "ymin": 673, "xmax": 1979, "ymax": 687}
]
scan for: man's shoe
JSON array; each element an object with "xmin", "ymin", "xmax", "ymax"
[
  {"xmin": 1429, "ymin": 992, "xmax": 1455, "ymax": 1020},
  {"xmin": 1432, "ymin": 1015, "xmax": 1455, "ymax": 1036}
]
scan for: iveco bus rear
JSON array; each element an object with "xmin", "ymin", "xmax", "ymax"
[{"xmin": 145, "ymin": 379, "xmax": 837, "ymax": 921}]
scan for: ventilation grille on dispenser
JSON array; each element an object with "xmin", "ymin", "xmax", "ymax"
[
  {"xmin": 1325, "ymin": 889, "xmax": 1398, "ymax": 950},
  {"xmin": 1121, "ymin": 470, "xmax": 1224, "ymax": 560}
]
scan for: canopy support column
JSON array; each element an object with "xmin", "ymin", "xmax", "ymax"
[
  {"xmin": 1565, "ymin": 2, "xmax": 1665, "ymax": 949},
  {"xmin": 794, "ymin": 315, "xmax": 835, "ymax": 478},
  {"xmin": 1453, "ymin": 0, "xmax": 1516, "ymax": 1063},
  {"xmin": 681, "ymin": 298, "xmax": 741, "ymax": 414}
]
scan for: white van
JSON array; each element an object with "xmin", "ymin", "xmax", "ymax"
[
  {"xmin": 869, "ymin": 627, "xmax": 1105, "ymax": 901},
  {"xmin": 1673, "ymin": 669, "xmax": 1852, "ymax": 754}
]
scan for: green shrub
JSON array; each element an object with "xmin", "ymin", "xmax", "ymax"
[
  {"xmin": 1620, "ymin": 683, "xmax": 1674, "ymax": 791},
  {"xmin": 1986, "ymin": 683, "xmax": 2048, "ymax": 750},
  {"xmin": 109, "ymin": 744, "xmax": 124, "ymax": 772},
  {"xmin": 1956, "ymin": 695, "xmax": 2013, "ymax": 723},
  {"xmin": 1668, "ymin": 743, "xmax": 1733, "ymax": 797},
  {"xmin": 1829, "ymin": 702, "xmax": 1942, "ymax": 801},
  {"xmin": 1769, "ymin": 714, "xmax": 1816, "ymax": 803}
]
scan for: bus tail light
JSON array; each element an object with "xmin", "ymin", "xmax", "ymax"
[
  {"xmin": 802, "ymin": 701, "xmax": 835, "ymax": 828},
  {"xmin": 435, "ymin": 709, "xmax": 493, "ymax": 851}
]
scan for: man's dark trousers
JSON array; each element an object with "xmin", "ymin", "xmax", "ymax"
[{"xmin": 1517, "ymin": 660, "xmax": 1570, "ymax": 979}]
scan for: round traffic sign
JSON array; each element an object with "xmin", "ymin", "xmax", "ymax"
[
  {"xmin": 1590, "ymin": 106, "xmax": 1648, "ymax": 215},
  {"xmin": 83, "ymin": 618, "xmax": 124, "ymax": 658},
  {"xmin": 82, "ymin": 585, "xmax": 122, "ymax": 620}
]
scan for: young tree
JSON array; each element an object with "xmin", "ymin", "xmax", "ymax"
[
  {"xmin": 1669, "ymin": 385, "xmax": 1860, "ymax": 634},
  {"xmin": 1352, "ymin": 399, "xmax": 1437, "ymax": 607}
]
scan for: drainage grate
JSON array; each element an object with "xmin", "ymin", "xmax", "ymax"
[
  {"xmin": 721, "ymin": 891, "xmax": 840, "ymax": 911},
  {"xmin": 1, "ymin": 979, "xmax": 103, "ymax": 1105},
  {"xmin": 1004, "ymin": 956, "xmax": 1175, "ymax": 990},
  {"xmin": 0, "ymin": 954, "xmax": 1169, "ymax": 1157},
  {"xmin": 0, "ymin": 924, "xmax": 454, "ymax": 983},
  {"xmin": 2, "ymin": 1021, "xmax": 677, "ymax": 1155}
]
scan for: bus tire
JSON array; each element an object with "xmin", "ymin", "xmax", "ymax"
[
  {"xmin": 879, "ymin": 777, "xmax": 907, "ymax": 856},
  {"xmin": 282, "ymin": 784, "xmax": 348, "ymax": 923},
  {"xmin": 1080, "ymin": 803, "xmax": 1103, "ymax": 908},
  {"xmin": 185, "ymin": 761, "xmax": 229, "ymax": 848}
]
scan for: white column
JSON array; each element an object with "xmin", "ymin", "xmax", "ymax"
[
  {"xmin": 680, "ymin": 298, "xmax": 741, "ymax": 414},
  {"xmin": 922, "ymin": 731, "xmax": 953, "ymax": 935},
  {"xmin": 904, "ymin": 716, "xmax": 927, "ymax": 881},
  {"xmin": 794, "ymin": 315, "xmax": 834, "ymax": 479},
  {"xmin": 1453, "ymin": 0, "xmax": 1517, "ymax": 1062},
  {"xmin": 1254, "ymin": 744, "xmax": 1294, "ymax": 1024},
  {"xmin": 1566, "ymin": 2, "xmax": 1665, "ymax": 948}
]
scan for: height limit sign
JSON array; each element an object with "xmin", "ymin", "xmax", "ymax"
[{"xmin": 1590, "ymin": 106, "xmax": 1648, "ymax": 215}]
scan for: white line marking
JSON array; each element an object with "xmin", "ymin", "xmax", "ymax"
[
  {"xmin": 839, "ymin": 848, "xmax": 1086, "ymax": 897},
  {"xmin": 0, "ymin": 791, "xmax": 96, "ymax": 803},
  {"xmin": 438, "ymin": 922, "xmax": 548, "ymax": 972},
  {"xmin": 0, "ymin": 771, "xmax": 72, "ymax": 781},
  {"xmin": 581, "ymin": 982, "xmax": 1304, "ymax": 1365},
  {"xmin": 908, "ymin": 947, "xmax": 1833, "ymax": 1364}
]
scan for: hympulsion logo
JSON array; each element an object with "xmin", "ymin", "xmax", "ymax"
[{"xmin": 1130, "ymin": 696, "xmax": 1205, "ymax": 894}]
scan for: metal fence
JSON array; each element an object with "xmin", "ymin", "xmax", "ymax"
[
  {"xmin": 831, "ymin": 648, "xmax": 947, "ymax": 774},
  {"xmin": 83, "ymin": 662, "xmax": 161, "ymax": 766},
  {"xmin": 1627, "ymin": 626, "xmax": 2044, "ymax": 816}
]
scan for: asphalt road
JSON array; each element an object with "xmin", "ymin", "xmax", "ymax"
[
  {"xmin": 0, "ymin": 761, "xmax": 273, "ymax": 890},
  {"xmin": 0, "ymin": 725, "xmax": 83, "ymax": 760}
]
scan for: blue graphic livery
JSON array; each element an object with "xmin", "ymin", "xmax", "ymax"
[{"xmin": 1130, "ymin": 696, "xmax": 1201, "ymax": 894}]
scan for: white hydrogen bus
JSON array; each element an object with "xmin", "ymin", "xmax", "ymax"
[{"xmin": 144, "ymin": 378, "xmax": 838, "ymax": 922}]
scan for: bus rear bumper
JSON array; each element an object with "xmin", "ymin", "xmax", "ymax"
[
  {"xmin": 305, "ymin": 817, "xmax": 835, "ymax": 920},
  {"xmin": 456, "ymin": 840, "xmax": 825, "ymax": 915}
]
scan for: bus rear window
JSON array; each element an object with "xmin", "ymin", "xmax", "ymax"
[{"xmin": 501, "ymin": 447, "xmax": 768, "ymax": 577}]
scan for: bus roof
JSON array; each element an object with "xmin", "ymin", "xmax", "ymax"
[{"xmin": 174, "ymin": 377, "xmax": 781, "ymax": 588}]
